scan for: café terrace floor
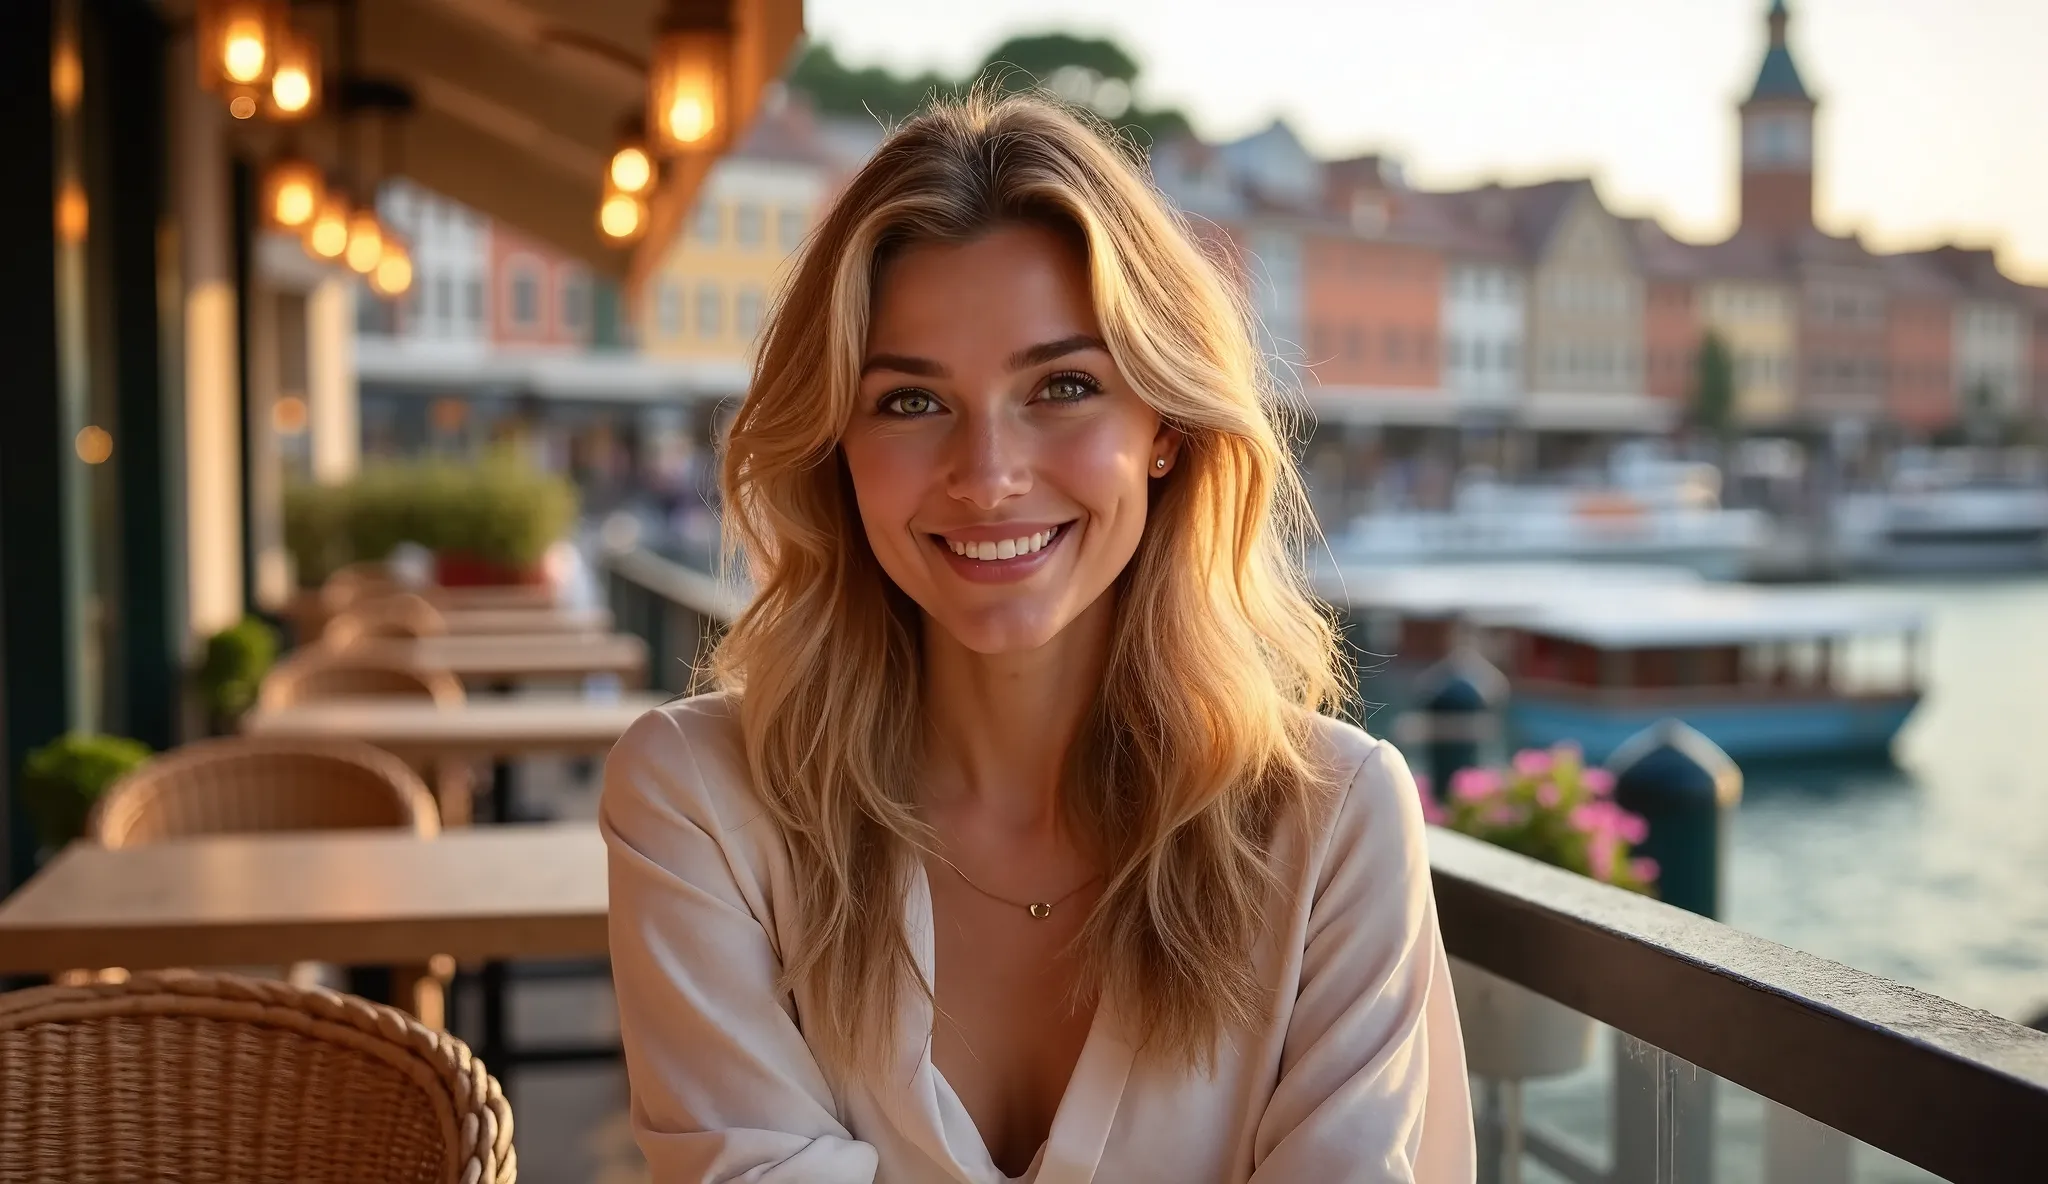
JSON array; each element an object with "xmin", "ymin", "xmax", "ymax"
[{"xmin": 472, "ymin": 755, "xmax": 641, "ymax": 1184}]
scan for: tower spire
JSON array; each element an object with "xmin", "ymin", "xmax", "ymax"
[{"xmin": 1738, "ymin": 0, "xmax": 1816, "ymax": 239}]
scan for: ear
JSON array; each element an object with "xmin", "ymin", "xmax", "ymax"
[{"xmin": 1150, "ymin": 423, "xmax": 1185, "ymax": 477}]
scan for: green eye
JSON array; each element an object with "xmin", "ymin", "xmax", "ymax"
[
  {"xmin": 1044, "ymin": 371, "xmax": 1102, "ymax": 402},
  {"xmin": 885, "ymin": 390, "xmax": 936, "ymax": 416}
]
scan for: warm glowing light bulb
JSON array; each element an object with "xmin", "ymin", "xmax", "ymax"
[
  {"xmin": 274, "ymin": 177, "xmax": 315, "ymax": 227},
  {"xmin": 228, "ymin": 93, "xmax": 258, "ymax": 119},
  {"xmin": 306, "ymin": 198, "xmax": 349, "ymax": 259},
  {"xmin": 371, "ymin": 242, "xmax": 413, "ymax": 297},
  {"xmin": 609, "ymin": 146, "xmax": 653, "ymax": 195},
  {"xmin": 75, "ymin": 425, "xmax": 113, "ymax": 465},
  {"xmin": 222, "ymin": 20, "xmax": 267, "ymax": 84},
  {"xmin": 271, "ymin": 64, "xmax": 311, "ymax": 113},
  {"xmin": 56, "ymin": 181, "xmax": 88, "ymax": 243},
  {"xmin": 273, "ymin": 395, "xmax": 309, "ymax": 434},
  {"xmin": 599, "ymin": 193, "xmax": 645, "ymax": 240},
  {"xmin": 344, "ymin": 211, "xmax": 383, "ymax": 274},
  {"xmin": 664, "ymin": 95, "xmax": 711, "ymax": 144}
]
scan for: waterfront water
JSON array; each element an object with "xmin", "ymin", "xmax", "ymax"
[
  {"xmin": 1729, "ymin": 573, "xmax": 2048, "ymax": 1025},
  {"xmin": 1513, "ymin": 573, "xmax": 2048, "ymax": 1183}
]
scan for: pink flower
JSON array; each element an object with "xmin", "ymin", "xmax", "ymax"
[
  {"xmin": 1617, "ymin": 810, "xmax": 1650, "ymax": 846},
  {"xmin": 1512, "ymin": 749, "xmax": 1553, "ymax": 778},
  {"xmin": 1629, "ymin": 857, "xmax": 1661, "ymax": 884},
  {"xmin": 1581, "ymin": 768, "xmax": 1616, "ymax": 798},
  {"xmin": 1420, "ymin": 796, "xmax": 1448, "ymax": 826},
  {"xmin": 1589, "ymin": 838, "xmax": 1617, "ymax": 883},
  {"xmin": 1535, "ymin": 781, "xmax": 1563, "ymax": 809},
  {"xmin": 1450, "ymin": 766, "xmax": 1503, "ymax": 803},
  {"xmin": 1413, "ymin": 773, "xmax": 1433, "ymax": 801},
  {"xmin": 1568, "ymin": 803, "xmax": 1607, "ymax": 835}
]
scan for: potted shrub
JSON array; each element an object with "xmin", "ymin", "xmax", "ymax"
[
  {"xmin": 196, "ymin": 616, "xmax": 281, "ymax": 733},
  {"xmin": 20, "ymin": 733, "xmax": 153, "ymax": 860},
  {"xmin": 1420, "ymin": 743, "xmax": 1659, "ymax": 1080},
  {"xmin": 430, "ymin": 460, "xmax": 576, "ymax": 586}
]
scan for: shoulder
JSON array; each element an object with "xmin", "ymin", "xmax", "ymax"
[
  {"xmin": 602, "ymin": 690, "xmax": 777, "ymax": 846},
  {"xmin": 1293, "ymin": 713, "xmax": 1430, "ymax": 903}
]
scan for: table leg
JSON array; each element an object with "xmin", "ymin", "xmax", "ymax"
[{"xmin": 481, "ymin": 957, "xmax": 511, "ymax": 1097}]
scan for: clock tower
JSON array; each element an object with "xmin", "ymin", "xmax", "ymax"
[{"xmin": 1738, "ymin": 0, "xmax": 1816, "ymax": 240}]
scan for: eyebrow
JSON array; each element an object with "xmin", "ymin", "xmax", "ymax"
[{"xmin": 859, "ymin": 333, "xmax": 1108, "ymax": 379}]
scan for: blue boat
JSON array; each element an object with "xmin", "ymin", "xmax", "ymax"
[{"xmin": 1491, "ymin": 585, "xmax": 1928, "ymax": 763}]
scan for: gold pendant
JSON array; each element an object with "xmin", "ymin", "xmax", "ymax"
[{"xmin": 1028, "ymin": 902, "xmax": 1052, "ymax": 919}]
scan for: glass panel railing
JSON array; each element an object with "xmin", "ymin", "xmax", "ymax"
[{"xmin": 1456, "ymin": 958, "xmax": 1945, "ymax": 1184}]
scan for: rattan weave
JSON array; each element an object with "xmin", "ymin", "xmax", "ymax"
[
  {"xmin": 89, "ymin": 736, "xmax": 439, "ymax": 848},
  {"xmin": 324, "ymin": 592, "xmax": 448, "ymax": 644},
  {"xmin": 0, "ymin": 970, "xmax": 514, "ymax": 1184}
]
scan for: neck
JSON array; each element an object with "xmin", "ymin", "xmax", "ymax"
[{"xmin": 919, "ymin": 590, "xmax": 1117, "ymax": 834}]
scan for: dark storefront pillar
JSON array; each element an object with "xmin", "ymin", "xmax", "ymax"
[{"xmin": 0, "ymin": 0, "xmax": 68, "ymax": 891}]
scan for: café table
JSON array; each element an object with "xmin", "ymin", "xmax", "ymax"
[
  {"xmin": 419, "ymin": 583, "xmax": 564, "ymax": 612},
  {"xmin": 347, "ymin": 632, "xmax": 650, "ymax": 689},
  {"xmin": 437, "ymin": 606, "xmax": 613, "ymax": 636},
  {"xmin": 0, "ymin": 822, "xmax": 608, "ymax": 1083}
]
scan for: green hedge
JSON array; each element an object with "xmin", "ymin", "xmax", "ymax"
[
  {"xmin": 21, "ymin": 733, "xmax": 153, "ymax": 853},
  {"xmin": 196, "ymin": 616, "xmax": 280, "ymax": 725},
  {"xmin": 285, "ymin": 458, "xmax": 578, "ymax": 585}
]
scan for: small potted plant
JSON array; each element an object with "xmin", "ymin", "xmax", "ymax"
[
  {"xmin": 196, "ymin": 616, "xmax": 281, "ymax": 733},
  {"xmin": 1420, "ymin": 743, "xmax": 1658, "ymax": 1080},
  {"xmin": 20, "ymin": 733, "xmax": 153, "ymax": 861}
]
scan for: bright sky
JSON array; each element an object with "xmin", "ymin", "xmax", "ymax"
[{"xmin": 808, "ymin": 0, "xmax": 2048, "ymax": 284}]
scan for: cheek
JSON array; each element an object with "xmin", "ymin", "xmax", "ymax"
[
  {"xmin": 1054, "ymin": 419, "xmax": 1154, "ymax": 529},
  {"xmin": 840, "ymin": 436, "xmax": 925, "ymax": 540}
]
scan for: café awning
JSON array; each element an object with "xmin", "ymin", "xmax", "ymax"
[{"xmin": 219, "ymin": 0, "xmax": 804, "ymax": 292}]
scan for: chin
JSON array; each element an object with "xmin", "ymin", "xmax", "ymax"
[{"xmin": 928, "ymin": 603, "xmax": 1068, "ymax": 656}]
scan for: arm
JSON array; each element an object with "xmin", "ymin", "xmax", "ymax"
[
  {"xmin": 601, "ymin": 708, "xmax": 880, "ymax": 1183},
  {"xmin": 1250, "ymin": 741, "xmax": 1476, "ymax": 1183}
]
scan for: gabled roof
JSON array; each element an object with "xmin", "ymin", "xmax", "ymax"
[{"xmin": 1629, "ymin": 218, "xmax": 1713, "ymax": 280}]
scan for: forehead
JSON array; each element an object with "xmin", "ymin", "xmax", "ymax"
[{"xmin": 866, "ymin": 222, "xmax": 1099, "ymax": 361}]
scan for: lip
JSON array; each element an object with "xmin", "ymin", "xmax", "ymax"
[{"xmin": 929, "ymin": 520, "xmax": 1076, "ymax": 585}]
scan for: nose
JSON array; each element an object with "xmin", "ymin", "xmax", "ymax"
[{"xmin": 943, "ymin": 408, "xmax": 1031, "ymax": 510}]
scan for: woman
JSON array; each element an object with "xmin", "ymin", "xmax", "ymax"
[{"xmin": 602, "ymin": 90, "xmax": 1473, "ymax": 1183}]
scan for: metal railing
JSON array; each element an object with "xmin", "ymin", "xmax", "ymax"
[{"xmin": 604, "ymin": 545, "xmax": 2048, "ymax": 1183}]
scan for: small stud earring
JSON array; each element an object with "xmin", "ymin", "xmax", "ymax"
[{"xmin": 1154, "ymin": 457, "xmax": 1168, "ymax": 471}]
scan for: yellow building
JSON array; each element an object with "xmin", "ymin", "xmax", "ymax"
[
  {"xmin": 640, "ymin": 96, "xmax": 839, "ymax": 364},
  {"xmin": 1699, "ymin": 264, "xmax": 1798, "ymax": 426}
]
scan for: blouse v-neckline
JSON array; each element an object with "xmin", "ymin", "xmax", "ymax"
[{"xmin": 875, "ymin": 862, "xmax": 1136, "ymax": 1184}]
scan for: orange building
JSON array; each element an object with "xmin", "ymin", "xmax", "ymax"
[
  {"xmin": 1882, "ymin": 256, "xmax": 1957, "ymax": 433},
  {"xmin": 1634, "ymin": 222, "xmax": 1704, "ymax": 403},
  {"xmin": 1301, "ymin": 231, "xmax": 1443, "ymax": 392}
]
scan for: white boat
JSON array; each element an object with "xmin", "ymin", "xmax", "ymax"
[
  {"xmin": 1834, "ymin": 449, "xmax": 2048, "ymax": 575},
  {"xmin": 1330, "ymin": 449, "xmax": 1769, "ymax": 581}
]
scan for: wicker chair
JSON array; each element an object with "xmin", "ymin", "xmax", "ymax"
[
  {"xmin": 84, "ymin": 738, "xmax": 453, "ymax": 1026},
  {"xmin": 256, "ymin": 651, "xmax": 476, "ymax": 826},
  {"xmin": 0, "ymin": 970, "xmax": 514, "ymax": 1184},
  {"xmin": 325, "ymin": 591, "xmax": 448, "ymax": 645}
]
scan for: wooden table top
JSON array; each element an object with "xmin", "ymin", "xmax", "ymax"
[
  {"xmin": 351, "ymin": 633, "xmax": 649, "ymax": 684},
  {"xmin": 0, "ymin": 822, "xmax": 608, "ymax": 975},
  {"xmin": 420, "ymin": 584, "xmax": 564, "ymax": 611},
  {"xmin": 437, "ymin": 606, "xmax": 613, "ymax": 636},
  {"xmin": 242, "ymin": 692, "xmax": 668, "ymax": 759}
]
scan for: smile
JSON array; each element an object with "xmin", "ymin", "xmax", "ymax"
[
  {"xmin": 928, "ymin": 520, "xmax": 1076, "ymax": 583},
  {"xmin": 943, "ymin": 523, "xmax": 1065, "ymax": 562}
]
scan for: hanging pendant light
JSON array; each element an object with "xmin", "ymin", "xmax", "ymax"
[
  {"xmin": 344, "ymin": 207, "xmax": 385, "ymax": 274},
  {"xmin": 598, "ymin": 188, "xmax": 648, "ymax": 242},
  {"xmin": 370, "ymin": 235, "xmax": 414, "ymax": 297},
  {"xmin": 262, "ymin": 156, "xmax": 323, "ymax": 230},
  {"xmin": 196, "ymin": 0, "xmax": 282, "ymax": 93},
  {"xmin": 647, "ymin": 0, "xmax": 732, "ymax": 155},
  {"xmin": 304, "ymin": 189, "xmax": 351, "ymax": 260},
  {"xmin": 266, "ymin": 25, "xmax": 321, "ymax": 119}
]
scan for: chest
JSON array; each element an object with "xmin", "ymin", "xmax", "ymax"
[{"xmin": 926, "ymin": 873, "xmax": 1099, "ymax": 1177}]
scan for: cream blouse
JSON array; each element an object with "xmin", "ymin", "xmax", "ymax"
[{"xmin": 601, "ymin": 693, "xmax": 1475, "ymax": 1183}]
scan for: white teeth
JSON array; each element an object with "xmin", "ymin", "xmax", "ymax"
[{"xmin": 946, "ymin": 525, "xmax": 1062, "ymax": 562}]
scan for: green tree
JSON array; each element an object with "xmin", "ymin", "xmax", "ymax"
[
  {"xmin": 786, "ymin": 33, "xmax": 1193, "ymax": 147},
  {"xmin": 1689, "ymin": 330, "xmax": 1736, "ymax": 454}
]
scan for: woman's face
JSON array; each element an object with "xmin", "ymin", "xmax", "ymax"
[{"xmin": 842, "ymin": 221, "xmax": 1179, "ymax": 655}]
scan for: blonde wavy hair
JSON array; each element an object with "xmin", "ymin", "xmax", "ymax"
[{"xmin": 712, "ymin": 88, "xmax": 1348, "ymax": 1079}]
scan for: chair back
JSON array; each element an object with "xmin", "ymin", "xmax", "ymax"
[
  {"xmin": 0, "ymin": 970, "xmax": 514, "ymax": 1184},
  {"xmin": 259, "ymin": 651, "xmax": 465, "ymax": 712},
  {"xmin": 324, "ymin": 592, "xmax": 447, "ymax": 644},
  {"xmin": 89, "ymin": 737, "xmax": 437, "ymax": 849}
]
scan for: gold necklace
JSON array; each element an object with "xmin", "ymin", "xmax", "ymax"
[{"xmin": 930, "ymin": 853, "xmax": 1101, "ymax": 920}]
